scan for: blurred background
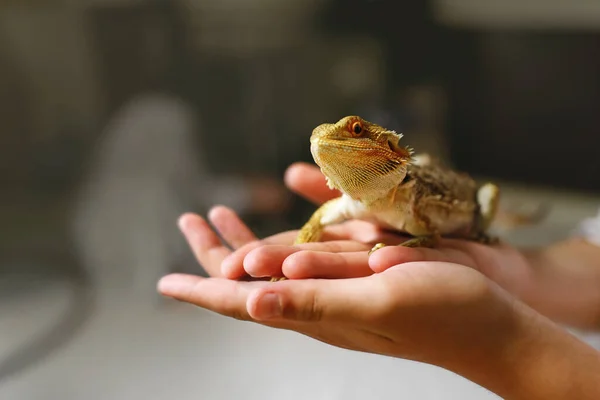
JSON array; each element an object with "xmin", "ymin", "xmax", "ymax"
[{"xmin": 1, "ymin": 1, "xmax": 600, "ymax": 399}]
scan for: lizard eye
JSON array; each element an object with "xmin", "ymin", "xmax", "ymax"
[{"xmin": 351, "ymin": 121, "xmax": 363, "ymax": 135}]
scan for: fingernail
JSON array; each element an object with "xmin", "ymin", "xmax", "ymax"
[
  {"xmin": 242, "ymin": 258, "xmax": 261, "ymax": 277},
  {"xmin": 158, "ymin": 275, "xmax": 193, "ymax": 296},
  {"xmin": 207, "ymin": 205, "xmax": 227, "ymax": 221},
  {"xmin": 221, "ymin": 256, "xmax": 235, "ymax": 276},
  {"xmin": 178, "ymin": 214, "xmax": 191, "ymax": 233},
  {"xmin": 256, "ymin": 293, "xmax": 282, "ymax": 319}
]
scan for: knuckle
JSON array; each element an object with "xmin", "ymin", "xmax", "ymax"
[
  {"xmin": 281, "ymin": 289, "xmax": 323, "ymax": 322},
  {"xmin": 309, "ymin": 292, "xmax": 324, "ymax": 321},
  {"xmin": 294, "ymin": 250, "xmax": 319, "ymax": 266},
  {"xmin": 248, "ymin": 245, "xmax": 272, "ymax": 264},
  {"xmin": 182, "ymin": 279, "xmax": 203, "ymax": 303},
  {"xmin": 300, "ymin": 291, "xmax": 323, "ymax": 321},
  {"xmin": 323, "ymin": 242, "xmax": 342, "ymax": 252}
]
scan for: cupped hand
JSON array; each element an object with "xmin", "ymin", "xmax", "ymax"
[
  {"xmin": 157, "ymin": 161, "xmax": 600, "ymax": 399},
  {"xmin": 158, "ymin": 255, "xmax": 540, "ymax": 400},
  {"xmin": 165, "ymin": 181, "xmax": 528, "ymax": 371},
  {"xmin": 178, "ymin": 206, "xmax": 404, "ymax": 280},
  {"xmin": 215, "ymin": 162, "xmax": 535, "ymax": 298},
  {"xmin": 175, "ymin": 161, "xmax": 402, "ymax": 279}
]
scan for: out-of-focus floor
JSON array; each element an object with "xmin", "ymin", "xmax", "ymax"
[{"xmin": 1, "ymin": 180, "xmax": 600, "ymax": 400}]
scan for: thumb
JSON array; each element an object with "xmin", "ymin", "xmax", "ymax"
[
  {"xmin": 246, "ymin": 277, "xmax": 383, "ymax": 322},
  {"xmin": 284, "ymin": 162, "xmax": 340, "ymax": 205}
]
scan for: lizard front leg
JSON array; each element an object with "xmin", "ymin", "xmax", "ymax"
[
  {"xmin": 368, "ymin": 206, "xmax": 441, "ymax": 255},
  {"xmin": 368, "ymin": 234, "xmax": 441, "ymax": 255},
  {"xmin": 270, "ymin": 197, "xmax": 346, "ymax": 282}
]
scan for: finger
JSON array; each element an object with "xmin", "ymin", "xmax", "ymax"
[
  {"xmin": 436, "ymin": 238, "xmax": 515, "ymax": 280},
  {"xmin": 220, "ymin": 219, "xmax": 401, "ymax": 279},
  {"xmin": 246, "ymin": 276, "xmax": 384, "ymax": 322},
  {"xmin": 284, "ymin": 162, "xmax": 340, "ymax": 205},
  {"xmin": 158, "ymin": 274, "xmax": 308, "ymax": 333},
  {"xmin": 179, "ymin": 213, "xmax": 231, "ymax": 277},
  {"xmin": 208, "ymin": 205, "xmax": 257, "ymax": 248},
  {"xmin": 283, "ymin": 251, "xmax": 372, "ymax": 279},
  {"xmin": 243, "ymin": 241, "xmax": 371, "ymax": 278},
  {"xmin": 220, "ymin": 231, "xmax": 299, "ymax": 279},
  {"xmin": 157, "ymin": 273, "xmax": 282, "ymax": 322},
  {"xmin": 368, "ymin": 245, "xmax": 473, "ymax": 273}
]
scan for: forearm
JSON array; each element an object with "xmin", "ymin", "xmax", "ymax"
[
  {"xmin": 453, "ymin": 296, "xmax": 600, "ymax": 399},
  {"xmin": 506, "ymin": 308, "xmax": 600, "ymax": 399},
  {"xmin": 521, "ymin": 239, "xmax": 600, "ymax": 330}
]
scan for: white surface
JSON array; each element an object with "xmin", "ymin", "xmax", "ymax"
[
  {"xmin": 576, "ymin": 208, "xmax": 600, "ymax": 246},
  {"xmin": 1, "ymin": 293, "xmax": 498, "ymax": 400}
]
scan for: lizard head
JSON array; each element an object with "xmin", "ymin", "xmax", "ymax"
[{"xmin": 310, "ymin": 115, "xmax": 413, "ymax": 202}]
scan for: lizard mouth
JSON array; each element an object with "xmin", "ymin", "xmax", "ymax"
[
  {"xmin": 311, "ymin": 137, "xmax": 409, "ymax": 162},
  {"xmin": 386, "ymin": 138, "xmax": 412, "ymax": 159},
  {"xmin": 387, "ymin": 139, "xmax": 396, "ymax": 152}
]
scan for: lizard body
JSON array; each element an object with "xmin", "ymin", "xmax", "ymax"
[{"xmin": 271, "ymin": 116, "xmax": 499, "ymax": 281}]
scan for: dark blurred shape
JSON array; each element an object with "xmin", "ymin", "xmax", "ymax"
[
  {"xmin": 0, "ymin": 26, "xmax": 34, "ymax": 189},
  {"xmin": 318, "ymin": 0, "xmax": 441, "ymax": 90},
  {"xmin": 88, "ymin": 2, "xmax": 185, "ymax": 119},
  {"xmin": 441, "ymin": 26, "xmax": 600, "ymax": 193}
]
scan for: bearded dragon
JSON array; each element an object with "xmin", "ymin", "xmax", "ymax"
[{"xmin": 270, "ymin": 115, "xmax": 500, "ymax": 281}]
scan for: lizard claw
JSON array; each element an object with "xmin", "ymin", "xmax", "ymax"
[
  {"xmin": 368, "ymin": 243, "xmax": 387, "ymax": 255},
  {"xmin": 269, "ymin": 277, "xmax": 287, "ymax": 282}
]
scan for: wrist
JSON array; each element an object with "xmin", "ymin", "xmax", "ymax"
[
  {"xmin": 522, "ymin": 239, "xmax": 600, "ymax": 330},
  {"xmin": 505, "ymin": 305, "xmax": 600, "ymax": 399},
  {"xmin": 452, "ymin": 291, "xmax": 600, "ymax": 399}
]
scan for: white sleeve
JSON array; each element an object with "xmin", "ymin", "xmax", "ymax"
[{"xmin": 574, "ymin": 208, "xmax": 600, "ymax": 246}]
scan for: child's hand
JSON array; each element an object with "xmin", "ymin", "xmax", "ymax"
[
  {"xmin": 272, "ymin": 162, "xmax": 600, "ymax": 330},
  {"xmin": 178, "ymin": 161, "xmax": 600, "ymax": 331},
  {"xmin": 159, "ymin": 161, "xmax": 600, "ymax": 399},
  {"xmin": 177, "ymin": 207, "xmax": 403, "ymax": 279},
  {"xmin": 158, "ymin": 252, "xmax": 600, "ymax": 400}
]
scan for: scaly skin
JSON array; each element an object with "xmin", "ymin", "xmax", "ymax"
[{"xmin": 270, "ymin": 116, "xmax": 499, "ymax": 281}]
